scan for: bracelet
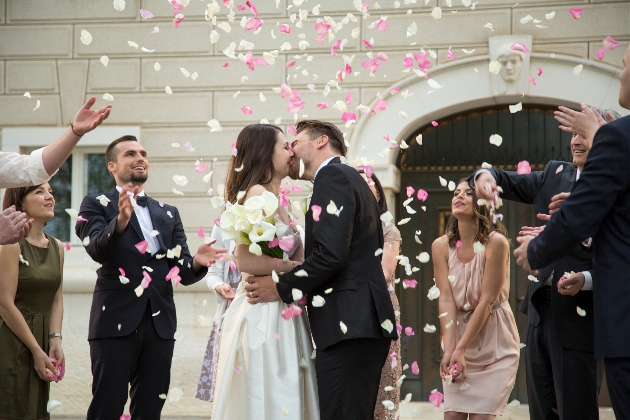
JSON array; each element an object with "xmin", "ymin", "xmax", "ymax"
[
  {"xmin": 48, "ymin": 333, "xmax": 62, "ymax": 341},
  {"xmin": 69, "ymin": 122, "xmax": 83, "ymax": 137}
]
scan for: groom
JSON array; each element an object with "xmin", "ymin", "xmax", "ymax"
[
  {"xmin": 76, "ymin": 135, "xmax": 226, "ymax": 419},
  {"xmin": 246, "ymin": 120, "xmax": 397, "ymax": 419}
]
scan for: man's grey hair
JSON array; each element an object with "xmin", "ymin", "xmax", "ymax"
[{"xmin": 590, "ymin": 107, "xmax": 622, "ymax": 123}]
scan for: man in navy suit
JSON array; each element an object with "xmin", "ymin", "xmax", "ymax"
[
  {"xmin": 514, "ymin": 46, "xmax": 630, "ymax": 418},
  {"xmin": 76, "ymin": 135, "xmax": 225, "ymax": 419}
]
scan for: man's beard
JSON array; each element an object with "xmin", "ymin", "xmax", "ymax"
[
  {"xmin": 288, "ymin": 159, "xmax": 301, "ymax": 179},
  {"xmin": 119, "ymin": 171, "xmax": 148, "ymax": 184}
]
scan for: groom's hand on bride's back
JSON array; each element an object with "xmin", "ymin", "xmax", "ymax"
[{"xmin": 244, "ymin": 275, "xmax": 281, "ymax": 304}]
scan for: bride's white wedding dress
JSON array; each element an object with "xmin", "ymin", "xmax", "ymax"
[{"xmin": 211, "ymin": 229, "xmax": 319, "ymax": 420}]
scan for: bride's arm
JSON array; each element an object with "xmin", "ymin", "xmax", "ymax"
[{"xmin": 236, "ymin": 244, "xmax": 300, "ymax": 275}]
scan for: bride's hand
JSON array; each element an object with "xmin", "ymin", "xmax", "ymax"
[{"xmin": 215, "ymin": 284, "xmax": 235, "ymax": 301}]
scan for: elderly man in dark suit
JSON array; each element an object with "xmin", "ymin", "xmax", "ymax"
[
  {"xmin": 244, "ymin": 120, "xmax": 397, "ymax": 420},
  {"xmin": 470, "ymin": 107, "xmax": 619, "ymax": 419},
  {"xmin": 514, "ymin": 45, "xmax": 630, "ymax": 419},
  {"xmin": 76, "ymin": 135, "xmax": 225, "ymax": 420}
]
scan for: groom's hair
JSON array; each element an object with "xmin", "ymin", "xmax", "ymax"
[{"xmin": 295, "ymin": 120, "xmax": 346, "ymax": 157}]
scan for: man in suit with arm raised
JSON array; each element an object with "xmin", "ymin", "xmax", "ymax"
[
  {"xmin": 244, "ymin": 120, "xmax": 397, "ymax": 420},
  {"xmin": 513, "ymin": 45, "xmax": 630, "ymax": 419},
  {"xmin": 469, "ymin": 108, "xmax": 618, "ymax": 418},
  {"xmin": 76, "ymin": 135, "xmax": 226, "ymax": 420}
]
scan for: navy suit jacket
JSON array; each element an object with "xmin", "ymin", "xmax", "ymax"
[
  {"xmin": 75, "ymin": 187, "xmax": 207, "ymax": 340},
  {"xmin": 277, "ymin": 158, "xmax": 397, "ymax": 350},
  {"xmin": 527, "ymin": 115, "xmax": 630, "ymax": 359},
  {"xmin": 479, "ymin": 162, "xmax": 593, "ymax": 352}
]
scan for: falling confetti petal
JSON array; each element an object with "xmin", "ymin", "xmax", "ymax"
[
  {"xmin": 577, "ymin": 306, "xmax": 586, "ymax": 316},
  {"xmin": 489, "ymin": 134, "xmax": 503, "ymax": 146},
  {"xmin": 100, "ymin": 56, "xmax": 109, "ymax": 67},
  {"xmin": 165, "ymin": 86, "xmax": 172, "ymax": 94},
  {"xmin": 140, "ymin": 9, "xmax": 154, "ymax": 19},
  {"xmin": 431, "ymin": 7, "xmax": 442, "ymax": 19},
  {"xmin": 33, "ymin": 100, "xmax": 41, "ymax": 111},
  {"xmin": 489, "ymin": 60, "xmax": 501, "ymax": 74},
  {"xmin": 569, "ymin": 8, "xmax": 583, "ymax": 20},
  {"xmin": 47, "ymin": 400, "xmax": 62, "ymax": 413},
  {"xmin": 340, "ymin": 321, "xmax": 348, "ymax": 334},
  {"xmin": 102, "ymin": 93, "xmax": 114, "ymax": 101},
  {"xmin": 573, "ymin": 64, "xmax": 583, "ymax": 76},
  {"xmin": 509, "ymin": 102, "xmax": 523, "ymax": 113},
  {"xmin": 80, "ymin": 29, "xmax": 92, "ymax": 45},
  {"xmin": 423, "ymin": 324, "xmax": 436, "ymax": 333},
  {"xmin": 429, "ymin": 390, "xmax": 444, "ymax": 407}
]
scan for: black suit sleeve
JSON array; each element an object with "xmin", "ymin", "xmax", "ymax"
[
  {"xmin": 75, "ymin": 195, "xmax": 127, "ymax": 264},
  {"xmin": 170, "ymin": 208, "xmax": 207, "ymax": 285},
  {"xmin": 528, "ymin": 124, "xmax": 629, "ymax": 269},
  {"xmin": 277, "ymin": 165, "xmax": 356, "ymax": 303},
  {"xmin": 488, "ymin": 164, "xmax": 551, "ymax": 204}
]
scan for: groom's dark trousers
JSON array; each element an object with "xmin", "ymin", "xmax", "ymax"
[
  {"xmin": 278, "ymin": 157, "xmax": 397, "ymax": 419},
  {"xmin": 76, "ymin": 187, "xmax": 207, "ymax": 420}
]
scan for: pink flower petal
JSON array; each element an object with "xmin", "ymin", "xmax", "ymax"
[
  {"xmin": 431, "ymin": 121, "xmax": 439, "ymax": 127},
  {"xmin": 268, "ymin": 237, "xmax": 279, "ymax": 248},
  {"xmin": 316, "ymin": 102, "xmax": 329, "ymax": 109},
  {"xmin": 345, "ymin": 92, "xmax": 353, "ymax": 105},
  {"xmin": 141, "ymin": 270, "xmax": 152, "ymax": 288},
  {"xmin": 151, "ymin": 26, "xmax": 159, "ymax": 34},
  {"xmin": 172, "ymin": 14, "xmax": 184, "ymax": 28},
  {"xmin": 403, "ymin": 57, "xmax": 414, "ymax": 68},
  {"xmin": 237, "ymin": 4, "xmax": 245, "ymax": 11},
  {"xmin": 596, "ymin": 48, "xmax": 606, "ymax": 60},
  {"xmin": 245, "ymin": 17, "xmax": 263, "ymax": 31},
  {"xmin": 375, "ymin": 18, "xmax": 388, "ymax": 32},
  {"xmin": 120, "ymin": 415, "xmax": 131, "ymax": 420},
  {"xmin": 411, "ymin": 361, "xmax": 419, "ymax": 375},
  {"xmin": 569, "ymin": 7, "xmax": 582, "ymax": 20},
  {"xmin": 222, "ymin": 62, "xmax": 232, "ymax": 68},
  {"xmin": 373, "ymin": 98, "xmax": 387, "ymax": 112},
  {"xmin": 429, "ymin": 390, "xmax": 444, "ymax": 408},
  {"xmin": 197, "ymin": 226, "xmax": 204, "ymax": 237},
  {"xmin": 286, "ymin": 99, "xmax": 305, "ymax": 113},
  {"xmin": 511, "ymin": 42, "xmax": 530, "ymax": 54},
  {"xmin": 291, "ymin": 186, "xmax": 302, "ymax": 193},
  {"xmin": 404, "ymin": 327, "xmax": 415, "ymax": 336},
  {"xmin": 170, "ymin": 0, "xmax": 185, "ymax": 10},
  {"xmin": 195, "ymin": 163, "xmax": 207, "ymax": 173},
  {"xmin": 528, "ymin": 77, "xmax": 536, "ymax": 86},
  {"xmin": 517, "ymin": 160, "xmax": 532, "ymax": 175},
  {"xmin": 396, "ymin": 323, "xmax": 403, "ymax": 334},
  {"xmin": 537, "ymin": 67, "xmax": 543, "ymax": 76},
  {"xmin": 406, "ymin": 186, "xmax": 415, "ymax": 198},
  {"xmin": 383, "ymin": 134, "xmax": 390, "ymax": 142},
  {"xmin": 135, "ymin": 240, "xmax": 149, "ymax": 254},
  {"xmin": 76, "ymin": 216, "xmax": 89, "ymax": 222},
  {"xmin": 603, "ymin": 36, "xmax": 620, "ymax": 51},
  {"xmin": 184, "ymin": 141, "xmax": 195, "ymax": 152},
  {"xmin": 234, "ymin": 366, "xmax": 242, "ymax": 373},
  {"xmin": 456, "ymin": 240, "xmax": 463, "ymax": 248},
  {"xmin": 288, "ymin": 125, "xmax": 297, "ymax": 136},
  {"xmin": 65, "ymin": 242, "xmax": 71, "ymax": 251},
  {"xmin": 403, "ymin": 279, "xmax": 418, "ymax": 288},
  {"xmin": 447, "ymin": 46, "xmax": 457, "ymax": 60},
  {"xmin": 311, "ymin": 205, "xmax": 322, "ymax": 222},
  {"xmin": 281, "ymin": 303, "xmax": 302, "ymax": 320},
  {"xmin": 391, "ymin": 87, "xmax": 400, "ymax": 94},
  {"xmin": 140, "ymin": 9, "xmax": 154, "ymax": 19},
  {"xmin": 556, "ymin": 164, "xmax": 564, "ymax": 174},
  {"xmin": 362, "ymin": 39, "xmax": 373, "ymax": 48},
  {"xmin": 119, "ymin": 267, "xmax": 125, "ymax": 276},
  {"xmin": 357, "ymin": 165, "xmax": 373, "ymax": 178},
  {"xmin": 375, "ymin": 52, "xmax": 388, "ymax": 61},
  {"xmin": 414, "ymin": 53, "xmax": 432, "ymax": 70},
  {"xmin": 280, "ymin": 83, "xmax": 292, "ymax": 98},
  {"xmin": 417, "ymin": 189, "xmax": 428, "ymax": 202},
  {"xmin": 341, "ymin": 112, "xmax": 356, "ymax": 123},
  {"xmin": 245, "ymin": 1, "xmax": 258, "ymax": 17},
  {"xmin": 279, "ymin": 235, "xmax": 295, "ymax": 252},
  {"xmin": 241, "ymin": 106, "xmax": 253, "ymax": 114},
  {"xmin": 279, "ymin": 24, "xmax": 291, "ymax": 34}
]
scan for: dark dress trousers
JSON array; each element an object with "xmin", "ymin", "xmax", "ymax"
[
  {"xmin": 472, "ymin": 162, "xmax": 597, "ymax": 420},
  {"xmin": 278, "ymin": 157, "xmax": 397, "ymax": 420},
  {"xmin": 527, "ymin": 116, "xmax": 630, "ymax": 419},
  {"xmin": 76, "ymin": 187, "xmax": 207, "ymax": 420}
]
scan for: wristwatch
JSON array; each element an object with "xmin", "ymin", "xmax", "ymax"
[{"xmin": 48, "ymin": 333, "xmax": 62, "ymax": 340}]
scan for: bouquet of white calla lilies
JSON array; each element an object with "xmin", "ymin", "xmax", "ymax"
[{"xmin": 220, "ymin": 190, "xmax": 292, "ymax": 258}]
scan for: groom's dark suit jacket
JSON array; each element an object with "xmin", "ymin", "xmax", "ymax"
[
  {"xmin": 476, "ymin": 161, "xmax": 594, "ymax": 353},
  {"xmin": 277, "ymin": 157, "xmax": 398, "ymax": 350},
  {"xmin": 528, "ymin": 115, "xmax": 630, "ymax": 359},
  {"xmin": 76, "ymin": 187, "xmax": 207, "ymax": 341}
]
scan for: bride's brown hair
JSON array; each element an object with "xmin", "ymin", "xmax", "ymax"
[
  {"xmin": 224, "ymin": 124, "xmax": 284, "ymax": 204},
  {"xmin": 445, "ymin": 178, "xmax": 509, "ymax": 247}
]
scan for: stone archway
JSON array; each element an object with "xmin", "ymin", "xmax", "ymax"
[{"xmin": 347, "ymin": 54, "xmax": 624, "ymax": 214}]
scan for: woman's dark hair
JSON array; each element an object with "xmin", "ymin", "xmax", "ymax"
[
  {"xmin": 445, "ymin": 178, "xmax": 509, "ymax": 247},
  {"xmin": 369, "ymin": 173, "xmax": 388, "ymax": 213},
  {"xmin": 3, "ymin": 185, "xmax": 42, "ymax": 212},
  {"xmin": 224, "ymin": 124, "xmax": 284, "ymax": 204}
]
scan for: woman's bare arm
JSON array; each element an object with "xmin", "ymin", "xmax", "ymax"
[
  {"xmin": 433, "ymin": 237, "xmax": 457, "ymax": 354},
  {"xmin": 48, "ymin": 240, "xmax": 65, "ymax": 378},
  {"xmin": 381, "ymin": 240, "xmax": 400, "ymax": 282}
]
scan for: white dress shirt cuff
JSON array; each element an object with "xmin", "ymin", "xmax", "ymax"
[
  {"xmin": 581, "ymin": 271, "xmax": 593, "ymax": 291},
  {"xmin": 472, "ymin": 169, "xmax": 492, "ymax": 185},
  {"xmin": 28, "ymin": 147, "xmax": 54, "ymax": 185}
]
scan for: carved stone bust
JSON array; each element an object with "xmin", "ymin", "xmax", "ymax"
[{"xmin": 489, "ymin": 35, "xmax": 532, "ymax": 96}]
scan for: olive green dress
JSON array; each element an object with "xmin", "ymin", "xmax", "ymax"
[{"xmin": 0, "ymin": 235, "xmax": 61, "ymax": 420}]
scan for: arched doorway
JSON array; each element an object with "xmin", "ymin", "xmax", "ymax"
[{"xmin": 395, "ymin": 104, "xmax": 571, "ymax": 402}]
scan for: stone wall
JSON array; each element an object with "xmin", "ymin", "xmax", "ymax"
[{"xmin": 1, "ymin": 0, "xmax": 628, "ymax": 416}]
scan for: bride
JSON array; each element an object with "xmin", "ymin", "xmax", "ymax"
[{"xmin": 211, "ymin": 124, "xmax": 319, "ymax": 420}]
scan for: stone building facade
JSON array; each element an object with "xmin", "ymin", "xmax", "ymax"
[{"xmin": 0, "ymin": 0, "xmax": 628, "ymax": 416}]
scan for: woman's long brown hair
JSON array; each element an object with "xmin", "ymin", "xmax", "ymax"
[
  {"xmin": 224, "ymin": 124, "xmax": 284, "ymax": 204},
  {"xmin": 445, "ymin": 178, "xmax": 509, "ymax": 247}
]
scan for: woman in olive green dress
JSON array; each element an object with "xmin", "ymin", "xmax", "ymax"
[{"xmin": 0, "ymin": 183, "xmax": 65, "ymax": 420}]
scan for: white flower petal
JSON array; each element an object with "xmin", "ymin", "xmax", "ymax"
[
  {"xmin": 154, "ymin": 62, "xmax": 161, "ymax": 71},
  {"xmin": 80, "ymin": 29, "xmax": 92, "ymax": 45},
  {"xmin": 340, "ymin": 321, "xmax": 348, "ymax": 334},
  {"xmin": 102, "ymin": 93, "xmax": 114, "ymax": 101},
  {"xmin": 113, "ymin": 0, "xmax": 126, "ymax": 11},
  {"xmin": 489, "ymin": 134, "xmax": 503, "ymax": 146},
  {"xmin": 312, "ymin": 295, "xmax": 326, "ymax": 307},
  {"xmin": 100, "ymin": 56, "xmax": 109, "ymax": 67},
  {"xmin": 423, "ymin": 324, "xmax": 436, "ymax": 333},
  {"xmin": 295, "ymin": 269, "xmax": 308, "ymax": 277}
]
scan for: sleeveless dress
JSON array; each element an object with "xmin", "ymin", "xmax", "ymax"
[
  {"xmin": 211, "ymin": 229, "xmax": 319, "ymax": 420},
  {"xmin": 443, "ymin": 233, "xmax": 520, "ymax": 415},
  {"xmin": 374, "ymin": 223, "xmax": 403, "ymax": 420},
  {"xmin": 0, "ymin": 235, "xmax": 61, "ymax": 420}
]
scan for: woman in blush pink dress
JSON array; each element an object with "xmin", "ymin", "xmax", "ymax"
[{"xmin": 431, "ymin": 179, "xmax": 520, "ymax": 419}]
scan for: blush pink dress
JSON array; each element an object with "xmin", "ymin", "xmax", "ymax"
[{"xmin": 443, "ymin": 233, "xmax": 520, "ymax": 415}]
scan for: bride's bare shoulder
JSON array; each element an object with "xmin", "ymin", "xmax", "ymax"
[{"xmin": 244, "ymin": 184, "xmax": 267, "ymax": 200}]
